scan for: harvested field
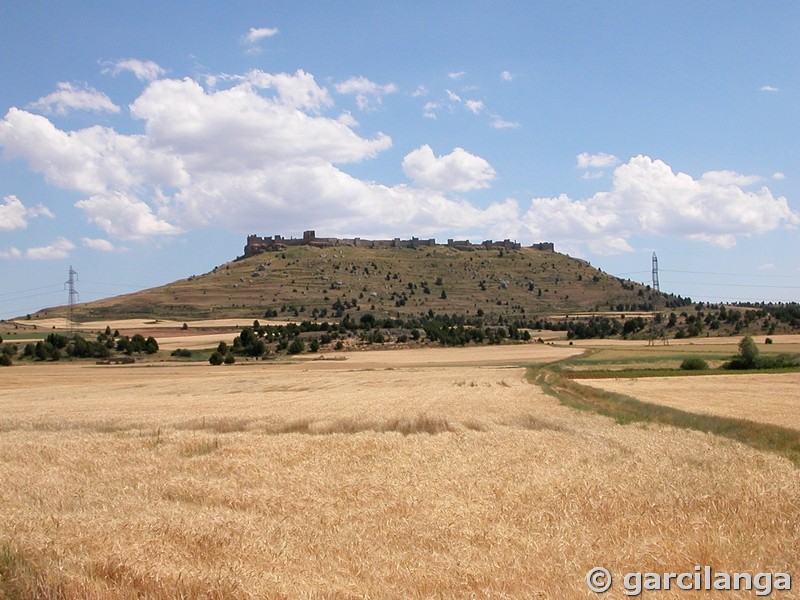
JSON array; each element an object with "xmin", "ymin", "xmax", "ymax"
[
  {"xmin": 1, "ymin": 350, "xmax": 798, "ymax": 598},
  {"xmin": 579, "ymin": 372, "xmax": 800, "ymax": 431}
]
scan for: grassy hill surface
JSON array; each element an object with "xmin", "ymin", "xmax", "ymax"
[{"xmin": 34, "ymin": 245, "xmax": 675, "ymax": 323}]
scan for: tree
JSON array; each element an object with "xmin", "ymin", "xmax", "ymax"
[
  {"xmin": 724, "ymin": 335, "xmax": 761, "ymax": 370},
  {"xmin": 224, "ymin": 353, "xmax": 236, "ymax": 365},
  {"xmin": 287, "ymin": 338, "xmax": 305, "ymax": 354},
  {"xmin": 145, "ymin": 336, "xmax": 159, "ymax": 354},
  {"xmin": 208, "ymin": 351, "xmax": 224, "ymax": 365},
  {"xmin": 359, "ymin": 313, "xmax": 377, "ymax": 329},
  {"xmin": 738, "ymin": 335, "xmax": 760, "ymax": 368}
]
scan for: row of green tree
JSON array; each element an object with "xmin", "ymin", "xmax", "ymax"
[{"xmin": 0, "ymin": 330, "xmax": 159, "ymax": 365}]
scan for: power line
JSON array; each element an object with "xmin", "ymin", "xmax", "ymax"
[
  {"xmin": 661, "ymin": 280, "xmax": 800, "ymax": 290},
  {"xmin": 0, "ymin": 290, "xmax": 64, "ymax": 304},
  {"xmin": 0, "ymin": 283, "xmax": 63, "ymax": 298},
  {"xmin": 661, "ymin": 268, "xmax": 799, "ymax": 279}
]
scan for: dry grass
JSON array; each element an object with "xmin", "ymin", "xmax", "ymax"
[
  {"xmin": 1, "ymin": 355, "xmax": 798, "ymax": 598},
  {"xmin": 578, "ymin": 372, "xmax": 800, "ymax": 430}
]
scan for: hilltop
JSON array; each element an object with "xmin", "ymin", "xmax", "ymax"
[{"xmin": 32, "ymin": 242, "xmax": 682, "ymax": 324}]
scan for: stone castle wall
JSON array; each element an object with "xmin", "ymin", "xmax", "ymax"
[{"xmin": 243, "ymin": 230, "xmax": 553, "ymax": 258}]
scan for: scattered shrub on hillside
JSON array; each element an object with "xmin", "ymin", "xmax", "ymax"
[
  {"xmin": 171, "ymin": 348, "xmax": 192, "ymax": 358},
  {"xmin": 208, "ymin": 351, "xmax": 223, "ymax": 365},
  {"xmin": 287, "ymin": 338, "xmax": 305, "ymax": 355},
  {"xmin": 680, "ymin": 357, "xmax": 708, "ymax": 371},
  {"xmin": 224, "ymin": 353, "xmax": 236, "ymax": 365},
  {"xmin": 765, "ymin": 337, "xmax": 773, "ymax": 344}
]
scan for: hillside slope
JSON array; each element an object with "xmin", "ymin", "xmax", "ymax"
[{"xmin": 36, "ymin": 245, "xmax": 680, "ymax": 323}]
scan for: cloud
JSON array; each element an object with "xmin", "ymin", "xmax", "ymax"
[
  {"xmin": 490, "ymin": 117, "xmax": 520, "ymax": 129},
  {"xmin": 422, "ymin": 102, "xmax": 440, "ymax": 119},
  {"xmin": 700, "ymin": 170, "xmax": 761, "ymax": 187},
  {"xmin": 522, "ymin": 155, "xmax": 799, "ymax": 254},
  {"xmin": 402, "ymin": 145, "xmax": 496, "ymax": 192},
  {"xmin": 0, "ymin": 195, "xmax": 54, "ymax": 230},
  {"xmin": 759, "ymin": 263, "xmax": 776, "ymax": 271},
  {"xmin": 75, "ymin": 192, "xmax": 182, "ymax": 240},
  {"xmin": 577, "ymin": 152, "xmax": 620, "ymax": 169},
  {"xmin": 0, "ymin": 247, "xmax": 21, "ymax": 259},
  {"xmin": 244, "ymin": 26, "xmax": 279, "ymax": 44},
  {"xmin": 82, "ymin": 237, "xmax": 115, "ymax": 251},
  {"xmin": 0, "ymin": 107, "xmax": 190, "ymax": 195},
  {"xmin": 103, "ymin": 59, "xmax": 165, "ymax": 82},
  {"xmin": 465, "ymin": 99, "xmax": 484, "ymax": 114},
  {"xmin": 760, "ymin": 85, "xmax": 779, "ymax": 92},
  {"xmin": 27, "ymin": 82, "xmax": 120, "ymax": 116},
  {"xmin": 446, "ymin": 89, "xmax": 461, "ymax": 103},
  {"xmin": 334, "ymin": 76, "xmax": 398, "ymax": 111},
  {"xmin": 772, "ymin": 172, "xmax": 786, "ymax": 180},
  {"xmin": 500, "ymin": 71, "xmax": 514, "ymax": 81},
  {"xmin": 412, "ymin": 86, "xmax": 428, "ymax": 97},
  {"xmin": 245, "ymin": 69, "xmax": 333, "ymax": 111},
  {"xmin": 242, "ymin": 27, "xmax": 279, "ymax": 53},
  {"xmin": 25, "ymin": 237, "xmax": 75, "ymax": 260},
  {"xmin": 1, "ymin": 69, "xmax": 518, "ymax": 240},
  {"xmin": 448, "ymin": 71, "xmax": 465, "ymax": 80}
]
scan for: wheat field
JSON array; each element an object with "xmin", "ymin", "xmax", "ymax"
[
  {"xmin": 579, "ymin": 373, "xmax": 800, "ymax": 430},
  {"xmin": 1, "ymin": 351, "xmax": 798, "ymax": 598}
]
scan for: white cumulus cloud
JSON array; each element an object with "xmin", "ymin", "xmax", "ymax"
[
  {"xmin": 1, "ymin": 69, "xmax": 518, "ymax": 240},
  {"xmin": 335, "ymin": 76, "xmax": 398, "ymax": 111},
  {"xmin": 25, "ymin": 236, "xmax": 75, "ymax": 260},
  {"xmin": 402, "ymin": 145, "xmax": 496, "ymax": 192},
  {"xmin": 27, "ymin": 82, "xmax": 119, "ymax": 116},
  {"xmin": 0, "ymin": 247, "xmax": 22, "ymax": 259},
  {"xmin": 82, "ymin": 237, "xmax": 115, "ymax": 251},
  {"xmin": 104, "ymin": 59, "xmax": 165, "ymax": 82},
  {"xmin": 244, "ymin": 26, "xmax": 279, "ymax": 44},
  {"xmin": 577, "ymin": 152, "xmax": 621, "ymax": 169},
  {"xmin": 523, "ymin": 155, "xmax": 799, "ymax": 254},
  {"xmin": 75, "ymin": 192, "xmax": 181, "ymax": 240},
  {"xmin": 0, "ymin": 195, "xmax": 54, "ymax": 230},
  {"xmin": 242, "ymin": 26, "xmax": 279, "ymax": 53}
]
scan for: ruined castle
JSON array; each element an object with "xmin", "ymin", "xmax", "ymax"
[{"xmin": 243, "ymin": 230, "xmax": 554, "ymax": 258}]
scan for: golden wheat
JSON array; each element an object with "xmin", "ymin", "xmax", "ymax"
[
  {"xmin": 579, "ymin": 372, "xmax": 800, "ymax": 430},
  {"xmin": 0, "ymin": 357, "xmax": 798, "ymax": 599}
]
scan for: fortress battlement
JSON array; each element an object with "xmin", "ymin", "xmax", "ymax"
[{"xmin": 243, "ymin": 230, "xmax": 553, "ymax": 258}]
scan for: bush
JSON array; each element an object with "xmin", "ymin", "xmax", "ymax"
[
  {"xmin": 0, "ymin": 353, "xmax": 12, "ymax": 367},
  {"xmin": 765, "ymin": 337, "xmax": 773, "ymax": 344},
  {"xmin": 287, "ymin": 338, "xmax": 305, "ymax": 355},
  {"xmin": 680, "ymin": 357, "xmax": 708, "ymax": 371},
  {"xmin": 224, "ymin": 353, "xmax": 236, "ymax": 365},
  {"xmin": 208, "ymin": 351, "xmax": 223, "ymax": 365}
]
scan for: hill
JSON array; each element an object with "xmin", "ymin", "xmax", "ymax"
[{"xmin": 31, "ymin": 244, "xmax": 683, "ymax": 323}]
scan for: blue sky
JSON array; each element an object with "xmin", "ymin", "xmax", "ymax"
[{"xmin": 1, "ymin": 1, "xmax": 798, "ymax": 318}]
